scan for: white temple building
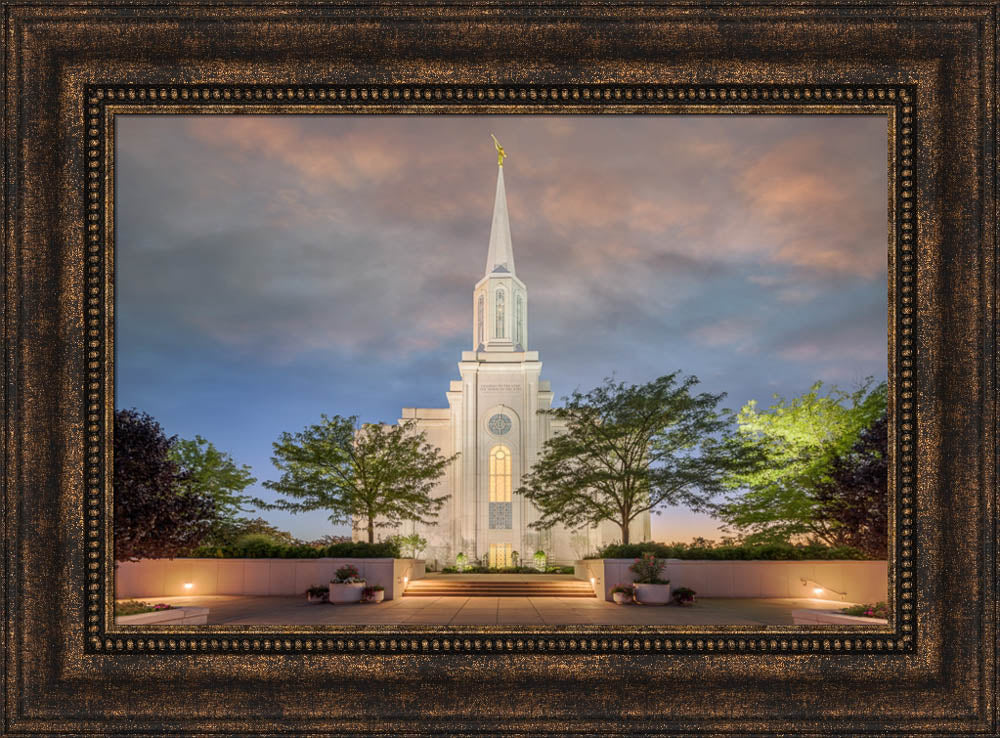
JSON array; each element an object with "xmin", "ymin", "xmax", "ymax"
[{"xmin": 361, "ymin": 148, "xmax": 650, "ymax": 568}]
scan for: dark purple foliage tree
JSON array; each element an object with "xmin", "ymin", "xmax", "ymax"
[
  {"xmin": 114, "ymin": 409, "xmax": 217, "ymax": 562},
  {"xmin": 812, "ymin": 412, "xmax": 888, "ymax": 559}
]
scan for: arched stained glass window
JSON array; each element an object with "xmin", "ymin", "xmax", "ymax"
[
  {"xmin": 477, "ymin": 294, "xmax": 484, "ymax": 346},
  {"xmin": 488, "ymin": 445, "xmax": 512, "ymax": 502},
  {"xmin": 515, "ymin": 295, "xmax": 524, "ymax": 346},
  {"xmin": 495, "ymin": 290, "xmax": 505, "ymax": 338}
]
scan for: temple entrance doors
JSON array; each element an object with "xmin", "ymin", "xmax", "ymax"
[{"xmin": 489, "ymin": 542, "xmax": 512, "ymax": 569}]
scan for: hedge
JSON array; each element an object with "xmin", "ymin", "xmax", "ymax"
[
  {"xmin": 587, "ymin": 541, "xmax": 873, "ymax": 561},
  {"xmin": 188, "ymin": 540, "xmax": 402, "ymax": 559}
]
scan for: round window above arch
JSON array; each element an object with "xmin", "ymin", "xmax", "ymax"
[{"xmin": 487, "ymin": 412, "xmax": 512, "ymax": 436}]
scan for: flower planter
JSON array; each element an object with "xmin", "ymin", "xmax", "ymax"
[
  {"xmin": 367, "ymin": 590, "xmax": 385, "ymax": 604},
  {"xmin": 634, "ymin": 583, "xmax": 671, "ymax": 605},
  {"xmin": 612, "ymin": 591, "xmax": 632, "ymax": 605},
  {"xmin": 328, "ymin": 582, "xmax": 365, "ymax": 604},
  {"xmin": 306, "ymin": 593, "xmax": 328, "ymax": 604}
]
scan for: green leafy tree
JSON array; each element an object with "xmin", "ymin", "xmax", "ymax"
[
  {"xmin": 114, "ymin": 409, "xmax": 217, "ymax": 561},
  {"xmin": 517, "ymin": 373, "xmax": 763, "ymax": 545},
  {"xmin": 169, "ymin": 435, "xmax": 257, "ymax": 521},
  {"xmin": 714, "ymin": 378, "xmax": 887, "ymax": 545},
  {"xmin": 394, "ymin": 532, "xmax": 428, "ymax": 559},
  {"xmin": 257, "ymin": 414, "xmax": 456, "ymax": 543}
]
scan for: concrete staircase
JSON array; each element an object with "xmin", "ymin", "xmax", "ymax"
[{"xmin": 403, "ymin": 577, "xmax": 596, "ymax": 598}]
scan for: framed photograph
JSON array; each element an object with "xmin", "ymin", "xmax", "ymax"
[{"xmin": 3, "ymin": 2, "xmax": 996, "ymax": 736}]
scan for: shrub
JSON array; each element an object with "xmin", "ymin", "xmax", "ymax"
[
  {"xmin": 305, "ymin": 585, "xmax": 329, "ymax": 598},
  {"xmin": 533, "ymin": 550, "xmax": 547, "ymax": 571},
  {"xmin": 841, "ymin": 601, "xmax": 888, "ymax": 618},
  {"xmin": 590, "ymin": 541, "xmax": 872, "ymax": 561},
  {"xmin": 610, "ymin": 585, "xmax": 634, "ymax": 596},
  {"xmin": 186, "ymin": 539, "xmax": 400, "ymax": 559},
  {"xmin": 233, "ymin": 533, "xmax": 282, "ymax": 554},
  {"xmin": 325, "ymin": 540, "xmax": 400, "ymax": 558},
  {"xmin": 629, "ymin": 553, "xmax": 670, "ymax": 584},
  {"xmin": 672, "ymin": 586, "xmax": 696, "ymax": 606},
  {"xmin": 455, "ymin": 552, "xmax": 468, "ymax": 572}
]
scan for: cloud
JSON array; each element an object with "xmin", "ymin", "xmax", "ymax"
[
  {"xmin": 116, "ymin": 114, "xmax": 888, "ymax": 389},
  {"xmin": 691, "ymin": 318, "xmax": 760, "ymax": 353}
]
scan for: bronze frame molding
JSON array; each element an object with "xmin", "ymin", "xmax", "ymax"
[
  {"xmin": 92, "ymin": 87, "xmax": 911, "ymax": 659},
  {"xmin": 4, "ymin": 5, "xmax": 998, "ymax": 736}
]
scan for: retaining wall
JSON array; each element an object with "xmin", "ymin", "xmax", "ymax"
[
  {"xmin": 115, "ymin": 558, "xmax": 425, "ymax": 601},
  {"xmin": 575, "ymin": 558, "xmax": 888, "ymax": 604}
]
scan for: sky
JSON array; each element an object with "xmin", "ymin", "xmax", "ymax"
[{"xmin": 115, "ymin": 114, "xmax": 889, "ymax": 545}]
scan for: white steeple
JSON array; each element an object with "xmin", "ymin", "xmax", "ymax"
[
  {"xmin": 485, "ymin": 166, "xmax": 516, "ymax": 277},
  {"xmin": 474, "ymin": 136, "xmax": 527, "ymax": 353}
]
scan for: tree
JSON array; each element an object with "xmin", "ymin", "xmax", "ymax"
[
  {"xmin": 169, "ymin": 435, "xmax": 257, "ymax": 522},
  {"xmin": 394, "ymin": 532, "xmax": 428, "ymax": 559},
  {"xmin": 714, "ymin": 378, "xmax": 887, "ymax": 545},
  {"xmin": 517, "ymin": 373, "xmax": 763, "ymax": 545},
  {"xmin": 257, "ymin": 414, "xmax": 455, "ymax": 543},
  {"xmin": 113, "ymin": 409, "xmax": 217, "ymax": 562},
  {"xmin": 812, "ymin": 411, "xmax": 888, "ymax": 558}
]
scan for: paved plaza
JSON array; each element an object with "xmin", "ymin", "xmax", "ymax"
[{"xmin": 118, "ymin": 594, "xmax": 854, "ymax": 626}]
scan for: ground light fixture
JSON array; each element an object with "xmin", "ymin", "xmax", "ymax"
[
  {"xmin": 183, "ymin": 582, "xmax": 193, "ymax": 591},
  {"xmin": 800, "ymin": 577, "xmax": 846, "ymax": 600}
]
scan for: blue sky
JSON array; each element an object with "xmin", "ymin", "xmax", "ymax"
[{"xmin": 115, "ymin": 114, "xmax": 888, "ymax": 544}]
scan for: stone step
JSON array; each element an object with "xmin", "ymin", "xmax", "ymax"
[
  {"xmin": 403, "ymin": 590, "xmax": 596, "ymax": 598},
  {"xmin": 405, "ymin": 584, "xmax": 594, "ymax": 591},
  {"xmin": 403, "ymin": 580, "xmax": 596, "ymax": 597}
]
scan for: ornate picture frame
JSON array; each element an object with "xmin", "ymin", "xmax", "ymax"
[{"xmin": 3, "ymin": 3, "xmax": 996, "ymax": 735}]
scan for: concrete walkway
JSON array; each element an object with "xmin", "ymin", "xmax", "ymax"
[{"xmin": 117, "ymin": 595, "xmax": 857, "ymax": 626}]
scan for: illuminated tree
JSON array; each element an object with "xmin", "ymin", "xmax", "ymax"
[{"xmin": 714, "ymin": 378, "xmax": 887, "ymax": 545}]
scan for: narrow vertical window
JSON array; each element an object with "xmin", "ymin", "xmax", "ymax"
[
  {"xmin": 488, "ymin": 444, "xmax": 513, "ymax": 529},
  {"xmin": 495, "ymin": 290, "xmax": 505, "ymax": 338},
  {"xmin": 515, "ymin": 295, "xmax": 524, "ymax": 346},
  {"xmin": 477, "ymin": 294, "xmax": 484, "ymax": 346},
  {"xmin": 489, "ymin": 445, "xmax": 512, "ymax": 502}
]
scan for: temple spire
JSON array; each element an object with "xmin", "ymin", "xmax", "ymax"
[
  {"xmin": 473, "ymin": 136, "xmax": 526, "ymax": 352},
  {"xmin": 485, "ymin": 138, "xmax": 515, "ymax": 277}
]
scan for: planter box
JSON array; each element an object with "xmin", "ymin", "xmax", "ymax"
[
  {"xmin": 366, "ymin": 590, "xmax": 385, "ymax": 604},
  {"xmin": 791, "ymin": 609, "xmax": 889, "ymax": 626},
  {"xmin": 116, "ymin": 606, "xmax": 209, "ymax": 625},
  {"xmin": 329, "ymin": 582, "xmax": 365, "ymax": 604},
  {"xmin": 612, "ymin": 591, "xmax": 632, "ymax": 605},
  {"xmin": 634, "ymin": 583, "xmax": 671, "ymax": 605}
]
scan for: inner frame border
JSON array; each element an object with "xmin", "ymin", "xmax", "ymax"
[{"xmin": 85, "ymin": 84, "xmax": 914, "ymax": 657}]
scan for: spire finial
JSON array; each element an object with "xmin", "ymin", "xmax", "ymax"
[{"xmin": 491, "ymin": 133, "xmax": 507, "ymax": 167}]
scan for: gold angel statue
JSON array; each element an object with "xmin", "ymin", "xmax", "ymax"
[{"xmin": 491, "ymin": 133, "xmax": 507, "ymax": 167}]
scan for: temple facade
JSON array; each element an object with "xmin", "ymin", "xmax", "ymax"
[{"xmin": 359, "ymin": 149, "xmax": 650, "ymax": 567}]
